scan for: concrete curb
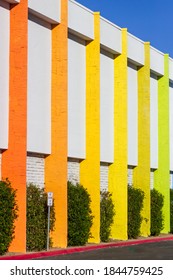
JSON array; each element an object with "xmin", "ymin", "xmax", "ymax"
[{"xmin": 1, "ymin": 236, "xmax": 173, "ymax": 260}]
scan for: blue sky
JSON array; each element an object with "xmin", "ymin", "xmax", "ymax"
[{"xmin": 76, "ymin": 0, "xmax": 173, "ymax": 58}]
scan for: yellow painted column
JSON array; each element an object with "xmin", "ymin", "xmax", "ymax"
[
  {"xmin": 80, "ymin": 12, "xmax": 100, "ymax": 243},
  {"xmin": 45, "ymin": 0, "xmax": 68, "ymax": 248},
  {"xmin": 108, "ymin": 28, "xmax": 128, "ymax": 240},
  {"xmin": 133, "ymin": 42, "xmax": 150, "ymax": 237},
  {"xmin": 154, "ymin": 54, "xmax": 170, "ymax": 233}
]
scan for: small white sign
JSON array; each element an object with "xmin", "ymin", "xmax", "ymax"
[
  {"xmin": 47, "ymin": 198, "xmax": 53, "ymax": 207},
  {"xmin": 48, "ymin": 192, "xmax": 53, "ymax": 198}
]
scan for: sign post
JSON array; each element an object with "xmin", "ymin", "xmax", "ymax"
[{"xmin": 47, "ymin": 192, "xmax": 53, "ymax": 251}]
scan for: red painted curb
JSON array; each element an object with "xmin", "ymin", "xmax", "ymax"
[{"xmin": 1, "ymin": 236, "xmax": 173, "ymax": 260}]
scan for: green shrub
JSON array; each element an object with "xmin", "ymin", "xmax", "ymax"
[
  {"xmin": 67, "ymin": 181, "xmax": 94, "ymax": 246},
  {"xmin": 100, "ymin": 191, "xmax": 115, "ymax": 242},
  {"xmin": 0, "ymin": 179, "xmax": 18, "ymax": 255},
  {"xmin": 26, "ymin": 183, "xmax": 55, "ymax": 251},
  {"xmin": 150, "ymin": 189, "xmax": 164, "ymax": 236},
  {"xmin": 170, "ymin": 189, "xmax": 173, "ymax": 233},
  {"xmin": 128, "ymin": 185, "xmax": 144, "ymax": 239}
]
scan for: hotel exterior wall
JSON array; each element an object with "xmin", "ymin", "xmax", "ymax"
[
  {"xmin": 68, "ymin": 34, "xmax": 86, "ymax": 159},
  {"xmin": 68, "ymin": 159, "xmax": 80, "ymax": 184},
  {"xmin": 68, "ymin": 0, "xmax": 94, "ymax": 40},
  {"xmin": 169, "ymin": 58, "xmax": 173, "ymax": 81},
  {"xmin": 100, "ymin": 49, "xmax": 114, "ymax": 163},
  {"xmin": 0, "ymin": 151, "xmax": 2, "ymax": 180},
  {"xmin": 27, "ymin": 15, "xmax": 51, "ymax": 155},
  {"xmin": 0, "ymin": 1, "xmax": 9, "ymax": 150},
  {"xmin": 128, "ymin": 33, "xmax": 144, "ymax": 65},
  {"xmin": 100, "ymin": 17, "xmax": 121, "ymax": 54},
  {"xmin": 1, "ymin": 0, "xmax": 173, "ymax": 252},
  {"xmin": 28, "ymin": 0, "xmax": 60, "ymax": 24},
  {"xmin": 150, "ymin": 46, "xmax": 164, "ymax": 76},
  {"xmin": 150, "ymin": 73, "xmax": 158, "ymax": 169},
  {"xmin": 5, "ymin": 0, "xmax": 19, "ymax": 3},
  {"xmin": 128, "ymin": 63, "xmax": 138, "ymax": 166},
  {"xmin": 100, "ymin": 163, "xmax": 109, "ymax": 192},
  {"xmin": 169, "ymin": 82, "xmax": 173, "ymax": 171},
  {"xmin": 27, "ymin": 154, "xmax": 45, "ymax": 188}
]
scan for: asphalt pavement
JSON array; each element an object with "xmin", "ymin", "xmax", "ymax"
[
  {"xmin": 35, "ymin": 240, "xmax": 173, "ymax": 260},
  {"xmin": 1, "ymin": 235, "xmax": 173, "ymax": 260}
]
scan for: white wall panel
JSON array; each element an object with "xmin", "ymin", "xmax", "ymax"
[
  {"xmin": 100, "ymin": 17, "xmax": 121, "ymax": 54},
  {"xmin": 170, "ymin": 82, "xmax": 173, "ymax": 171},
  {"xmin": 68, "ymin": 0, "xmax": 94, "ymax": 40},
  {"xmin": 100, "ymin": 50, "xmax": 114, "ymax": 163},
  {"xmin": 128, "ymin": 63, "xmax": 138, "ymax": 166},
  {"xmin": 28, "ymin": 0, "xmax": 60, "ymax": 23},
  {"xmin": 128, "ymin": 33, "xmax": 144, "ymax": 66},
  {"xmin": 150, "ymin": 47, "xmax": 164, "ymax": 76},
  {"xmin": 169, "ymin": 58, "xmax": 173, "ymax": 82},
  {"xmin": 68, "ymin": 35, "xmax": 86, "ymax": 159},
  {"xmin": 27, "ymin": 15, "xmax": 51, "ymax": 154},
  {"xmin": 150, "ymin": 74, "xmax": 158, "ymax": 169},
  {"xmin": 0, "ymin": 1, "xmax": 9, "ymax": 150},
  {"xmin": 5, "ymin": 0, "xmax": 19, "ymax": 3}
]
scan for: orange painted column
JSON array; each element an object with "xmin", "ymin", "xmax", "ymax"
[
  {"xmin": 45, "ymin": 0, "xmax": 68, "ymax": 248},
  {"xmin": 1, "ymin": 0, "xmax": 28, "ymax": 252}
]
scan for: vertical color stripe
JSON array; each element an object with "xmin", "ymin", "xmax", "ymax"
[
  {"xmin": 45, "ymin": 0, "xmax": 68, "ymax": 248},
  {"xmin": 133, "ymin": 42, "xmax": 150, "ymax": 237},
  {"xmin": 80, "ymin": 12, "xmax": 100, "ymax": 243},
  {"xmin": 154, "ymin": 54, "xmax": 170, "ymax": 233},
  {"xmin": 108, "ymin": 28, "xmax": 128, "ymax": 240},
  {"xmin": 1, "ymin": 0, "xmax": 28, "ymax": 252}
]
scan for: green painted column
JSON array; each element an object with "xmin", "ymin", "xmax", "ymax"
[{"xmin": 154, "ymin": 54, "xmax": 170, "ymax": 233}]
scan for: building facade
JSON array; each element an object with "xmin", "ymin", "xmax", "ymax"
[{"xmin": 0, "ymin": 0, "xmax": 173, "ymax": 252}]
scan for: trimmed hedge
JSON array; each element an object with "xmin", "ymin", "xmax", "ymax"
[
  {"xmin": 67, "ymin": 181, "xmax": 93, "ymax": 246},
  {"xmin": 128, "ymin": 185, "xmax": 144, "ymax": 239},
  {"xmin": 0, "ymin": 179, "xmax": 18, "ymax": 255},
  {"xmin": 170, "ymin": 189, "xmax": 173, "ymax": 233},
  {"xmin": 100, "ymin": 191, "xmax": 115, "ymax": 242},
  {"xmin": 150, "ymin": 189, "xmax": 164, "ymax": 236},
  {"xmin": 26, "ymin": 183, "xmax": 55, "ymax": 251}
]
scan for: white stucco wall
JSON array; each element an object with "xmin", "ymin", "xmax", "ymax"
[
  {"xmin": 27, "ymin": 154, "xmax": 45, "ymax": 188},
  {"xmin": 0, "ymin": 1, "xmax": 9, "ymax": 150},
  {"xmin": 68, "ymin": 0, "xmax": 94, "ymax": 40},
  {"xmin": 27, "ymin": 15, "xmax": 51, "ymax": 155},
  {"xmin": 68, "ymin": 35, "xmax": 86, "ymax": 159},
  {"xmin": 150, "ymin": 74, "xmax": 158, "ymax": 169},
  {"xmin": 28, "ymin": 0, "xmax": 60, "ymax": 24},
  {"xmin": 100, "ymin": 17, "xmax": 121, "ymax": 54},
  {"xmin": 100, "ymin": 50, "xmax": 114, "ymax": 163},
  {"xmin": 128, "ymin": 33, "xmax": 144, "ymax": 66},
  {"xmin": 128, "ymin": 63, "xmax": 138, "ymax": 166},
  {"xmin": 169, "ymin": 58, "xmax": 173, "ymax": 81},
  {"xmin": 68, "ymin": 159, "xmax": 80, "ymax": 185},
  {"xmin": 150, "ymin": 46, "xmax": 164, "ymax": 76},
  {"xmin": 5, "ymin": 0, "xmax": 19, "ymax": 3},
  {"xmin": 169, "ymin": 82, "xmax": 173, "ymax": 171}
]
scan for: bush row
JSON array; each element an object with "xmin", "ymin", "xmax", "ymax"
[
  {"xmin": 128, "ymin": 186, "xmax": 164, "ymax": 239},
  {"xmin": 1, "ymin": 179, "xmax": 173, "ymax": 254},
  {"xmin": 0, "ymin": 179, "xmax": 18, "ymax": 255}
]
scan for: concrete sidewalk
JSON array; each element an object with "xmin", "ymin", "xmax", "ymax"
[{"xmin": 1, "ymin": 234, "xmax": 173, "ymax": 260}]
